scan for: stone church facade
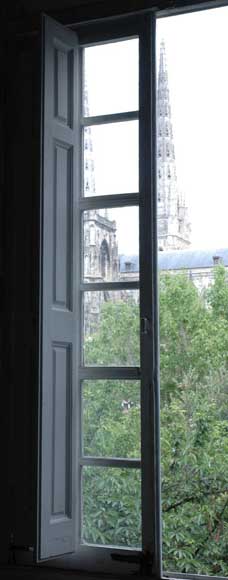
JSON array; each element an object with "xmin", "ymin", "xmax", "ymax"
[
  {"xmin": 83, "ymin": 83, "xmax": 119, "ymax": 286},
  {"xmin": 84, "ymin": 209, "xmax": 119, "ymax": 332}
]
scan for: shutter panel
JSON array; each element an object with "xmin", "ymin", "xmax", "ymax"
[{"xmin": 39, "ymin": 15, "xmax": 79, "ymax": 560}]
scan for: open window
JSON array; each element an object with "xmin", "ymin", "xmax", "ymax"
[
  {"xmin": 38, "ymin": 13, "xmax": 159, "ymax": 576},
  {"xmin": 39, "ymin": 5, "xmax": 228, "ymax": 578}
]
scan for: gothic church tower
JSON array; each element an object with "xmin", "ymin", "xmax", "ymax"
[
  {"xmin": 157, "ymin": 40, "xmax": 191, "ymax": 250},
  {"xmin": 83, "ymin": 83, "xmax": 119, "ymax": 332},
  {"xmin": 83, "ymin": 82, "xmax": 118, "ymax": 286}
]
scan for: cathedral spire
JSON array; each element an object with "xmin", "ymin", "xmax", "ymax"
[{"xmin": 157, "ymin": 40, "xmax": 191, "ymax": 250}]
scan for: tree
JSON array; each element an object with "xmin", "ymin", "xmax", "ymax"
[
  {"xmin": 206, "ymin": 264, "xmax": 228, "ymax": 320},
  {"xmin": 82, "ymin": 270, "xmax": 228, "ymax": 575}
]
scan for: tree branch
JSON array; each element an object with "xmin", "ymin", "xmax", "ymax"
[{"xmin": 164, "ymin": 488, "xmax": 228, "ymax": 512}]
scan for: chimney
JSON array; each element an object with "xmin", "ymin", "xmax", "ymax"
[{"xmin": 213, "ymin": 255, "xmax": 222, "ymax": 265}]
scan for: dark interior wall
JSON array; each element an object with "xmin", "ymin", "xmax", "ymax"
[
  {"xmin": 6, "ymin": 0, "xmax": 223, "ymax": 32},
  {"xmin": 1, "ymin": 5, "xmax": 9, "ymax": 564},
  {"xmin": 0, "ymin": 0, "xmax": 223, "ymax": 566},
  {"xmin": 1, "ymin": 29, "xmax": 41, "ymax": 561}
]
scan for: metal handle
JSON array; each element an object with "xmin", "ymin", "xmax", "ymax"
[{"xmin": 141, "ymin": 317, "xmax": 150, "ymax": 335}]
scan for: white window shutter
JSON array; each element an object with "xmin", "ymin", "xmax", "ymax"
[{"xmin": 38, "ymin": 14, "xmax": 79, "ymax": 560}]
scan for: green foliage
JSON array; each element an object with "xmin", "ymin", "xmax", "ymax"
[
  {"xmin": 160, "ymin": 272, "xmax": 228, "ymax": 394},
  {"xmin": 161, "ymin": 373, "xmax": 228, "ymax": 574},
  {"xmin": 83, "ymin": 379, "xmax": 140, "ymax": 458},
  {"xmin": 83, "ymin": 467, "xmax": 141, "ymax": 547},
  {"xmin": 207, "ymin": 264, "xmax": 228, "ymax": 320},
  {"xmin": 84, "ymin": 299, "xmax": 140, "ymax": 366},
  {"xmin": 83, "ymin": 270, "xmax": 228, "ymax": 576}
]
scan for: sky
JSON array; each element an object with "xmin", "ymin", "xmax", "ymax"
[
  {"xmin": 84, "ymin": 5, "xmax": 228, "ymax": 254},
  {"xmin": 157, "ymin": 5, "xmax": 228, "ymax": 250}
]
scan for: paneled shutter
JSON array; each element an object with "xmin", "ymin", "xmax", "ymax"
[{"xmin": 39, "ymin": 15, "xmax": 79, "ymax": 560}]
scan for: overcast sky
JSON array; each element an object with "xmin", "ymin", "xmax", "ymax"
[
  {"xmin": 157, "ymin": 5, "xmax": 228, "ymax": 250},
  {"xmin": 84, "ymin": 5, "xmax": 228, "ymax": 254}
]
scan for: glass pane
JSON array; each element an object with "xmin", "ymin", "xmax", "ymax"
[
  {"xmin": 83, "ymin": 380, "xmax": 141, "ymax": 458},
  {"xmin": 82, "ymin": 467, "xmax": 141, "ymax": 547},
  {"xmin": 157, "ymin": 8, "xmax": 228, "ymax": 577},
  {"xmin": 83, "ymin": 290, "xmax": 139, "ymax": 366},
  {"xmin": 83, "ymin": 39, "xmax": 139, "ymax": 117},
  {"xmin": 83, "ymin": 207, "xmax": 139, "ymax": 283},
  {"xmin": 83, "ymin": 121, "xmax": 138, "ymax": 196}
]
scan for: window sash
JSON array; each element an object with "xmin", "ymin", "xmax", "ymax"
[
  {"xmin": 78, "ymin": 33, "xmax": 143, "ymax": 547},
  {"xmin": 73, "ymin": 13, "xmax": 161, "ymax": 575}
]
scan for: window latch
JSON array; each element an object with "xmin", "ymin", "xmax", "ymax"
[{"xmin": 141, "ymin": 317, "xmax": 150, "ymax": 335}]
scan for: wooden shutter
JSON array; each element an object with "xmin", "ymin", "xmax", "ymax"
[{"xmin": 39, "ymin": 15, "xmax": 79, "ymax": 560}]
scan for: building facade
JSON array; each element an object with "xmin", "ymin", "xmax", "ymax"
[{"xmin": 119, "ymin": 249, "xmax": 228, "ymax": 291}]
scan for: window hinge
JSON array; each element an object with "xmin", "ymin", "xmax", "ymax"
[{"xmin": 8, "ymin": 533, "xmax": 34, "ymax": 565}]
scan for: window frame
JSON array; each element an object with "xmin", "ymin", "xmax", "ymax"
[
  {"xmin": 73, "ymin": 13, "xmax": 161, "ymax": 576},
  {"xmin": 38, "ymin": 2, "xmax": 228, "ymax": 578},
  {"xmin": 38, "ymin": 11, "xmax": 161, "ymax": 576}
]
